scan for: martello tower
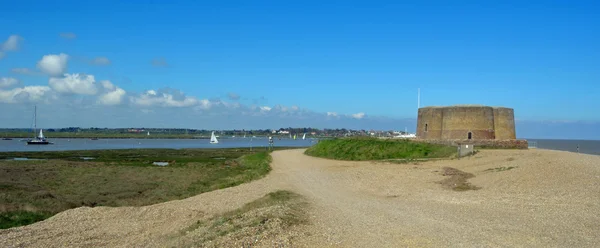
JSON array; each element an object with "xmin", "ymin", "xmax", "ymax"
[{"xmin": 416, "ymin": 105, "xmax": 516, "ymax": 140}]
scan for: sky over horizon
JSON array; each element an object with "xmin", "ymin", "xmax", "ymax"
[{"xmin": 1, "ymin": 1, "xmax": 599, "ymax": 139}]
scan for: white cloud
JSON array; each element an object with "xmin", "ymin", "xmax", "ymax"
[
  {"xmin": 151, "ymin": 57, "xmax": 169, "ymax": 67},
  {"xmin": 0, "ymin": 77, "xmax": 19, "ymax": 88},
  {"xmin": 0, "ymin": 82, "xmax": 402, "ymax": 130},
  {"xmin": 0, "ymin": 86, "xmax": 51, "ymax": 103},
  {"xmin": 0, "ymin": 35, "xmax": 23, "ymax": 60},
  {"xmin": 221, "ymin": 101, "xmax": 241, "ymax": 109},
  {"xmin": 90, "ymin": 57, "xmax": 111, "ymax": 65},
  {"xmin": 96, "ymin": 80, "xmax": 125, "ymax": 105},
  {"xmin": 100, "ymin": 80, "xmax": 115, "ymax": 91},
  {"xmin": 37, "ymin": 53, "xmax": 69, "ymax": 77},
  {"xmin": 11, "ymin": 68, "xmax": 38, "ymax": 75},
  {"xmin": 59, "ymin": 32, "xmax": 77, "ymax": 39},
  {"xmin": 227, "ymin": 92, "xmax": 240, "ymax": 100},
  {"xmin": 272, "ymin": 105, "xmax": 288, "ymax": 112},
  {"xmin": 49, "ymin": 73, "xmax": 98, "ymax": 95},
  {"xmin": 98, "ymin": 87, "xmax": 126, "ymax": 105},
  {"xmin": 2, "ymin": 35, "xmax": 23, "ymax": 51},
  {"xmin": 351, "ymin": 112, "xmax": 366, "ymax": 119},
  {"xmin": 197, "ymin": 99, "xmax": 212, "ymax": 110},
  {"xmin": 130, "ymin": 89, "xmax": 200, "ymax": 107}
]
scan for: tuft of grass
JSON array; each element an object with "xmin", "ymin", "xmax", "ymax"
[
  {"xmin": 0, "ymin": 148, "xmax": 273, "ymax": 229},
  {"xmin": 0, "ymin": 211, "xmax": 53, "ymax": 229},
  {"xmin": 438, "ymin": 167, "xmax": 480, "ymax": 191},
  {"xmin": 181, "ymin": 190, "xmax": 307, "ymax": 245},
  {"xmin": 185, "ymin": 152, "xmax": 272, "ymax": 193},
  {"xmin": 484, "ymin": 166, "xmax": 517, "ymax": 172},
  {"xmin": 305, "ymin": 137, "xmax": 456, "ymax": 161}
]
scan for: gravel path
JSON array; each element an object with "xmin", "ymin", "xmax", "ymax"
[{"xmin": 2, "ymin": 149, "xmax": 599, "ymax": 247}]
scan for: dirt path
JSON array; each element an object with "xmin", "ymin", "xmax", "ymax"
[{"xmin": 2, "ymin": 149, "xmax": 600, "ymax": 247}]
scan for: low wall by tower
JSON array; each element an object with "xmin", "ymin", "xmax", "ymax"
[{"xmin": 414, "ymin": 139, "xmax": 529, "ymax": 149}]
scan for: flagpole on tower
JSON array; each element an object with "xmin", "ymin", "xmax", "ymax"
[{"xmin": 417, "ymin": 88, "xmax": 420, "ymax": 109}]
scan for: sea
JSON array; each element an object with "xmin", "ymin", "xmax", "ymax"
[
  {"xmin": 0, "ymin": 137, "xmax": 315, "ymax": 152},
  {"xmin": 526, "ymin": 139, "xmax": 600, "ymax": 156},
  {"xmin": 0, "ymin": 137, "xmax": 598, "ymax": 156}
]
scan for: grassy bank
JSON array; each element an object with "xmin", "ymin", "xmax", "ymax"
[
  {"xmin": 178, "ymin": 190, "xmax": 308, "ymax": 247},
  {"xmin": 0, "ymin": 148, "xmax": 273, "ymax": 229},
  {"xmin": 305, "ymin": 137, "xmax": 456, "ymax": 161}
]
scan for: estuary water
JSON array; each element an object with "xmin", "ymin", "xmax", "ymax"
[
  {"xmin": 0, "ymin": 137, "xmax": 315, "ymax": 152},
  {"xmin": 1, "ymin": 137, "xmax": 598, "ymax": 155},
  {"xmin": 526, "ymin": 139, "xmax": 600, "ymax": 156}
]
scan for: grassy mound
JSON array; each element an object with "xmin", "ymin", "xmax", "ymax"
[
  {"xmin": 178, "ymin": 190, "xmax": 308, "ymax": 247},
  {"xmin": 305, "ymin": 138, "xmax": 456, "ymax": 161},
  {"xmin": 0, "ymin": 148, "xmax": 273, "ymax": 229}
]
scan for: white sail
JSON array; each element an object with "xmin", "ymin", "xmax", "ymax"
[
  {"xmin": 302, "ymin": 133, "xmax": 306, "ymax": 140},
  {"xmin": 38, "ymin": 129, "xmax": 44, "ymax": 139},
  {"xmin": 210, "ymin": 131, "xmax": 219, "ymax": 144},
  {"xmin": 147, "ymin": 131, "xmax": 150, "ymax": 136}
]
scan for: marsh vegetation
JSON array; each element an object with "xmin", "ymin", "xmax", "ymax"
[{"xmin": 0, "ymin": 148, "xmax": 273, "ymax": 229}]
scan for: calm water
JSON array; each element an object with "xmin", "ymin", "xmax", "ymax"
[
  {"xmin": 526, "ymin": 139, "xmax": 600, "ymax": 155},
  {"xmin": 1, "ymin": 137, "xmax": 598, "ymax": 155},
  {"xmin": 0, "ymin": 137, "xmax": 315, "ymax": 152}
]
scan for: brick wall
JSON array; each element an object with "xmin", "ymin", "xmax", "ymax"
[{"xmin": 414, "ymin": 139, "xmax": 529, "ymax": 149}]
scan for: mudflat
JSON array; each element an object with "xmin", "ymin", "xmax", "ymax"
[{"xmin": 1, "ymin": 149, "xmax": 599, "ymax": 247}]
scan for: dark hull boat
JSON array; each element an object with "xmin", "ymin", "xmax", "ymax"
[
  {"xmin": 27, "ymin": 105, "xmax": 53, "ymax": 145},
  {"xmin": 27, "ymin": 140, "xmax": 52, "ymax": 145}
]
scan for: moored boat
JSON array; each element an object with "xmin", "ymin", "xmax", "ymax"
[{"xmin": 26, "ymin": 105, "xmax": 53, "ymax": 145}]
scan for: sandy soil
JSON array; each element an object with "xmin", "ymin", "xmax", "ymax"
[{"xmin": 1, "ymin": 149, "xmax": 599, "ymax": 247}]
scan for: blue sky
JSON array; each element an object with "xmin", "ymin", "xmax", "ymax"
[{"xmin": 1, "ymin": 1, "xmax": 599, "ymax": 139}]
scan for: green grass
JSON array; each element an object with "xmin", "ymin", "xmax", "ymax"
[
  {"xmin": 180, "ymin": 190, "xmax": 307, "ymax": 245},
  {"xmin": 305, "ymin": 137, "xmax": 456, "ymax": 161},
  {"xmin": 438, "ymin": 167, "xmax": 480, "ymax": 191},
  {"xmin": 0, "ymin": 211, "xmax": 53, "ymax": 229},
  {"xmin": 0, "ymin": 148, "xmax": 273, "ymax": 229},
  {"xmin": 484, "ymin": 166, "xmax": 517, "ymax": 172}
]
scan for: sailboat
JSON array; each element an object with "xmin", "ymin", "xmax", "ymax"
[
  {"xmin": 27, "ymin": 105, "xmax": 52, "ymax": 145},
  {"xmin": 147, "ymin": 131, "xmax": 150, "ymax": 136},
  {"xmin": 302, "ymin": 133, "xmax": 306, "ymax": 140},
  {"xmin": 293, "ymin": 134, "xmax": 297, "ymax": 140},
  {"xmin": 210, "ymin": 131, "xmax": 219, "ymax": 144}
]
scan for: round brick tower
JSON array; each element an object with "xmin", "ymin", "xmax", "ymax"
[{"xmin": 416, "ymin": 105, "xmax": 516, "ymax": 140}]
